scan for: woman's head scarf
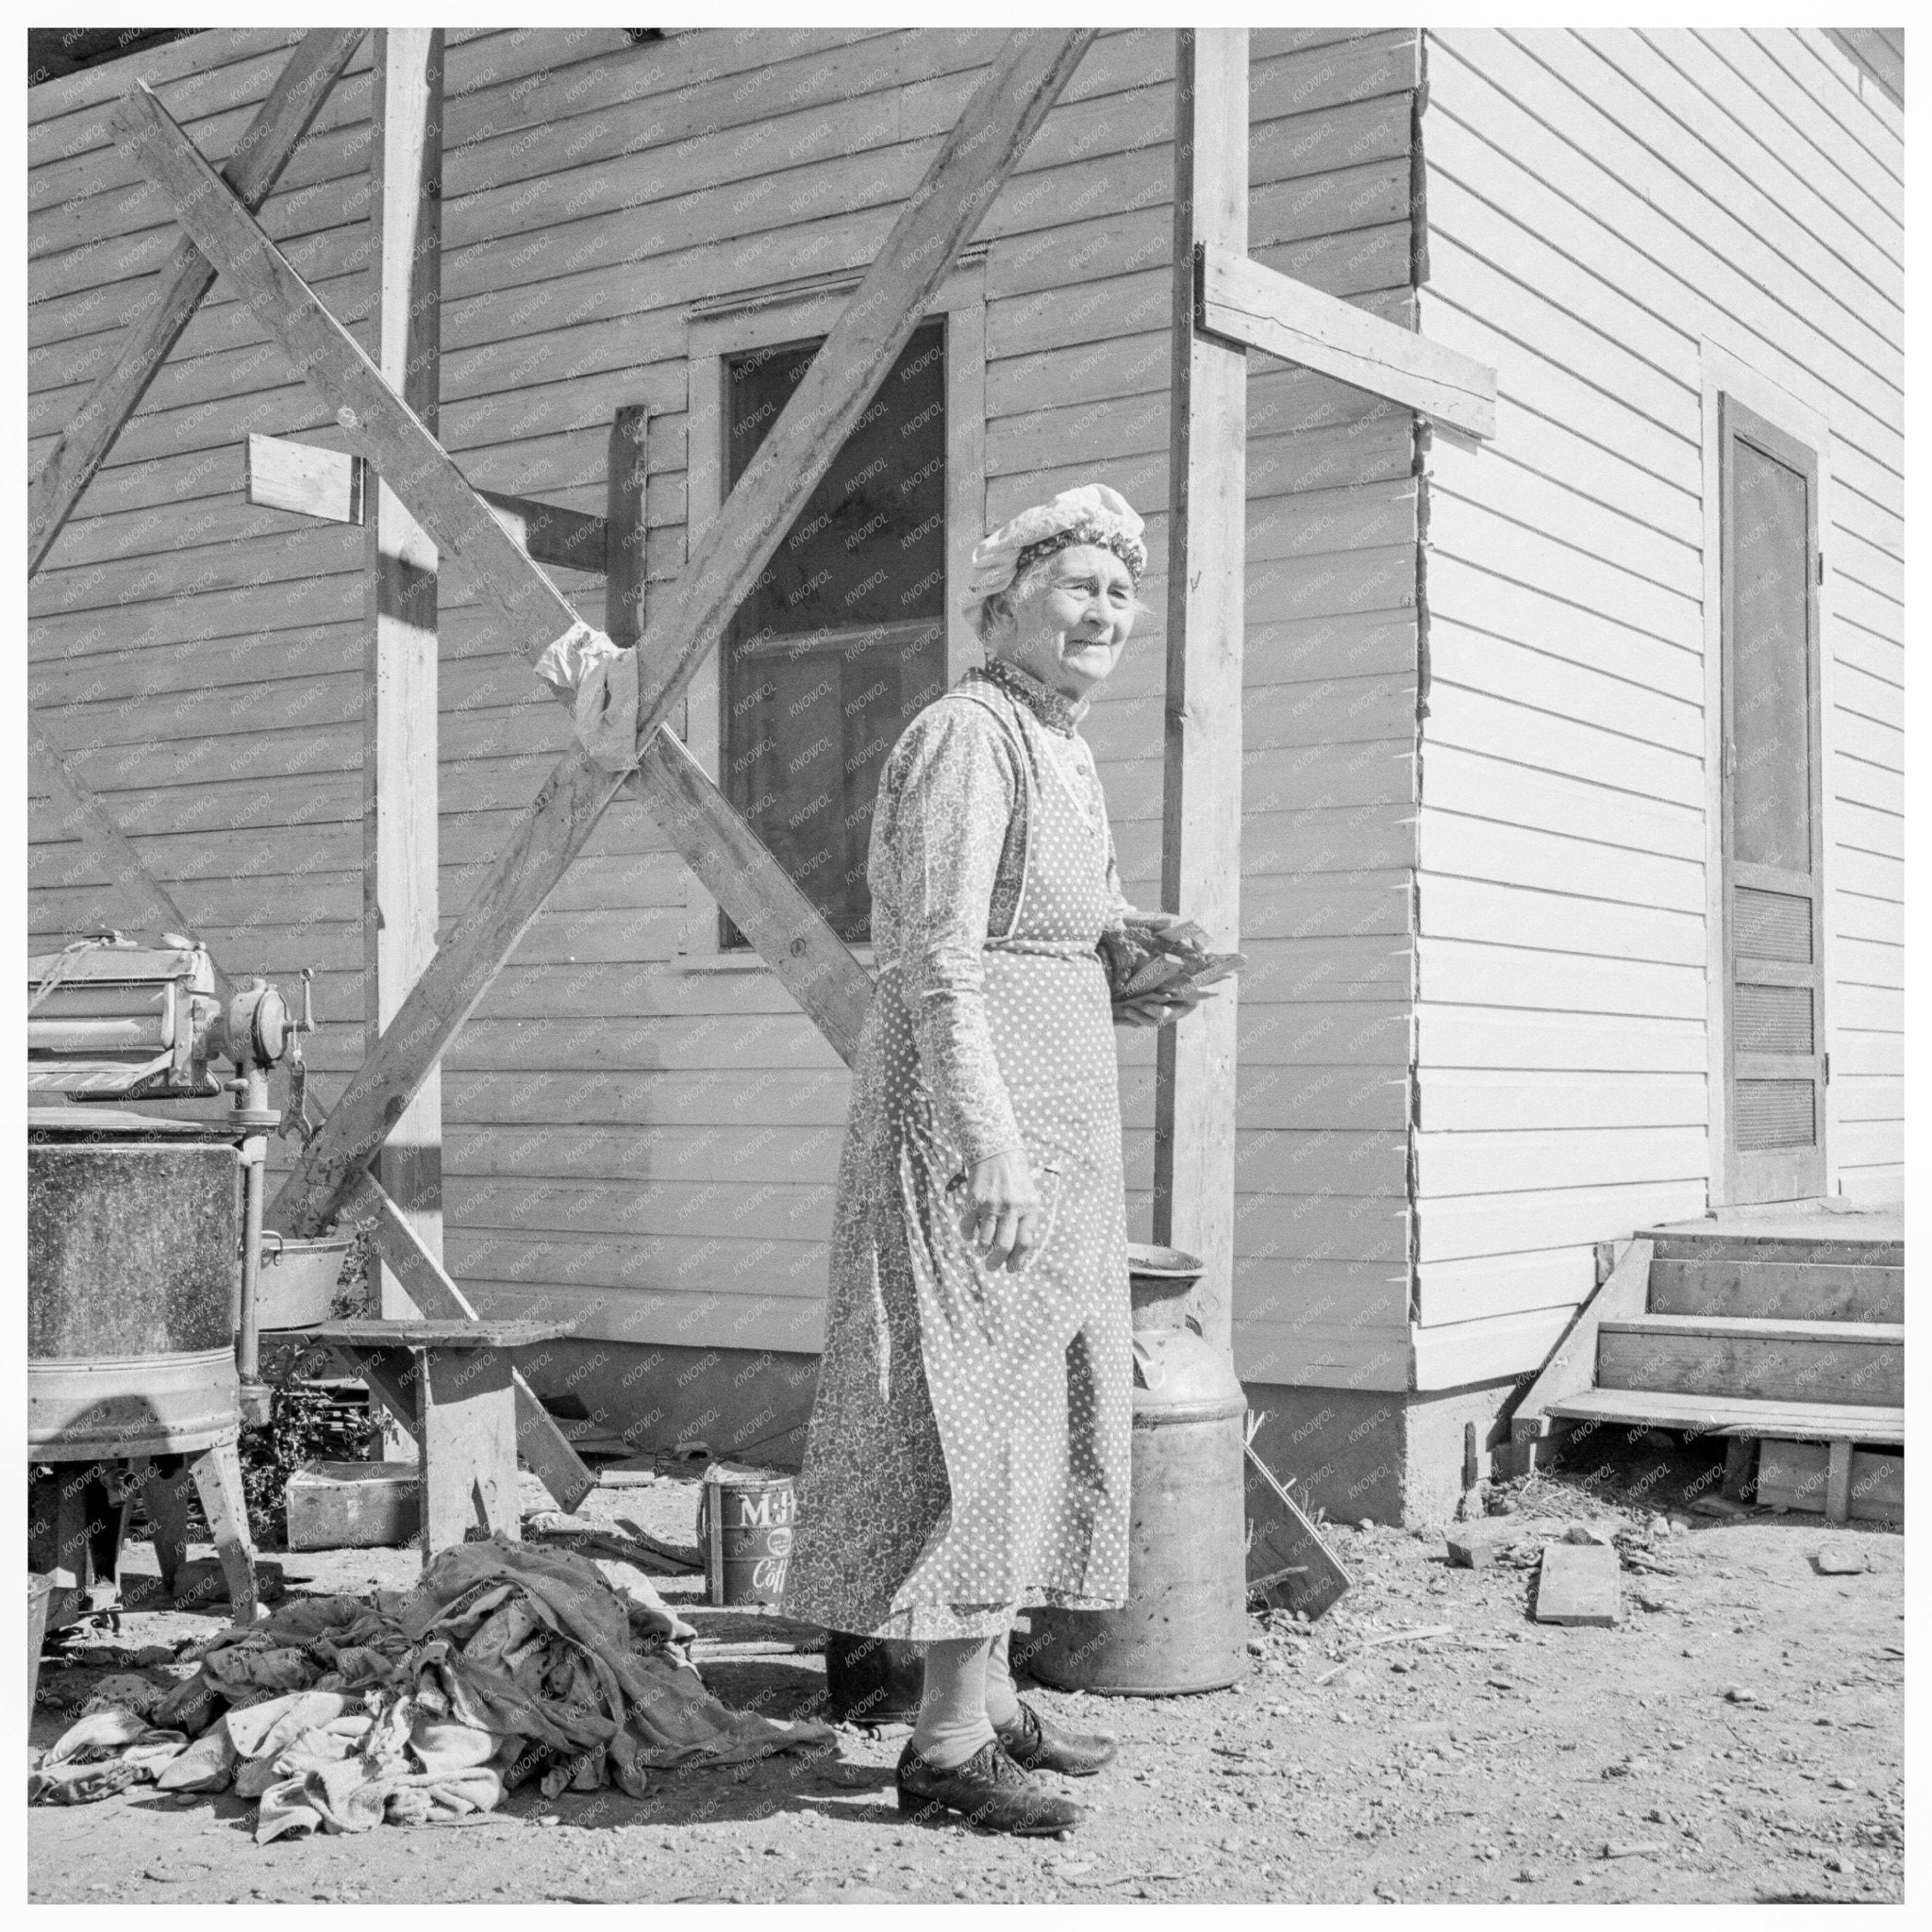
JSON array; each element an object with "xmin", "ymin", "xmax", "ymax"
[{"xmin": 962, "ymin": 484, "xmax": 1147, "ymax": 629}]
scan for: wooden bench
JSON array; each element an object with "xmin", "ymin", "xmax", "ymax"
[{"xmin": 307, "ymin": 1318, "xmax": 574, "ymax": 1559}]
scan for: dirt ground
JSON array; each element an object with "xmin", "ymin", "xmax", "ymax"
[{"xmin": 28, "ymin": 1434, "xmax": 1905, "ymax": 1907}]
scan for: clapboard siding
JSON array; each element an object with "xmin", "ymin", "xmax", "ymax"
[
  {"xmin": 27, "ymin": 26, "xmax": 1425, "ymax": 1389},
  {"xmin": 1408, "ymin": 26, "xmax": 1903, "ymax": 1383}
]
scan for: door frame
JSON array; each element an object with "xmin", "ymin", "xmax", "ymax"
[{"xmin": 1697, "ymin": 341, "xmax": 1838, "ymax": 1206}]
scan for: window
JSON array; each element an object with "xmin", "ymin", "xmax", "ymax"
[
  {"xmin": 680, "ymin": 253, "xmax": 988, "ymax": 963},
  {"xmin": 718, "ymin": 322, "xmax": 949, "ymax": 945}
]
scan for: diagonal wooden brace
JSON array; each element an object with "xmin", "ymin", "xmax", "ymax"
[
  {"xmin": 29, "ymin": 29, "xmax": 364, "ymax": 576},
  {"xmin": 113, "ymin": 79, "xmax": 586, "ymax": 670},
  {"xmin": 124, "ymin": 33, "xmax": 1095, "ymax": 1247}
]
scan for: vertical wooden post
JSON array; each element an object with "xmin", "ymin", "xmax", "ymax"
[
  {"xmin": 605, "ymin": 406, "xmax": 649, "ymax": 649},
  {"xmin": 1155, "ymin": 27, "xmax": 1249, "ymax": 1353},
  {"xmin": 606, "ymin": 404, "xmax": 675, "ymax": 742},
  {"xmin": 364, "ymin": 29, "xmax": 445, "ymax": 1314}
]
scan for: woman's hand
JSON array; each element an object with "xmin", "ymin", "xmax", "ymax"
[{"xmin": 955, "ymin": 1149, "xmax": 1044, "ymax": 1273}]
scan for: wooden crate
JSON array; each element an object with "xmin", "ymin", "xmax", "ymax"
[{"xmin": 284, "ymin": 1460, "xmax": 421, "ymax": 1550}]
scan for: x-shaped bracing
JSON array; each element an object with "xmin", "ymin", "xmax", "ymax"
[{"xmin": 94, "ymin": 31, "xmax": 1095, "ymax": 1274}]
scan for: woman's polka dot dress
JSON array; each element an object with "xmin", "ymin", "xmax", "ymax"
[{"xmin": 783, "ymin": 662, "xmax": 1133, "ymax": 1642}]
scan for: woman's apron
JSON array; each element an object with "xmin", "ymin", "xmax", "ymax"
[{"xmin": 864, "ymin": 685, "xmax": 1132, "ymax": 1629}]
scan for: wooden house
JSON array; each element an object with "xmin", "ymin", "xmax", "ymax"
[{"xmin": 27, "ymin": 27, "xmax": 1903, "ymax": 1520}]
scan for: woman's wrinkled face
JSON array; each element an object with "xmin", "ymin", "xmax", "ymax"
[{"xmin": 994, "ymin": 543, "xmax": 1138, "ymax": 699}]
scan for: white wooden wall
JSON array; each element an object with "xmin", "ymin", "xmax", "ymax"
[
  {"xmin": 28, "ymin": 26, "xmax": 1427, "ymax": 1389},
  {"xmin": 1410, "ymin": 29, "xmax": 1904, "ymax": 1390}
]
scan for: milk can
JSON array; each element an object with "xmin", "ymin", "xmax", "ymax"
[{"xmin": 1022, "ymin": 1244, "xmax": 1249, "ymax": 1695}]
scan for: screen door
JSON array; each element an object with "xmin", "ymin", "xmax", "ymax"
[{"xmin": 1718, "ymin": 396, "xmax": 1826, "ymax": 1203}]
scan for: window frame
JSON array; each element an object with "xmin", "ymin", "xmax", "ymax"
[{"xmin": 677, "ymin": 250, "xmax": 988, "ymax": 967}]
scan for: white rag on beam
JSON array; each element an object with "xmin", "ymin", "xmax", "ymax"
[{"xmin": 533, "ymin": 619, "xmax": 641, "ymax": 773}]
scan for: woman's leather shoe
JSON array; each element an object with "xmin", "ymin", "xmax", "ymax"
[
  {"xmin": 896, "ymin": 1739, "xmax": 1083, "ymax": 1836},
  {"xmin": 993, "ymin": 1697, "xmax": 1118, "ymax": 1776}
]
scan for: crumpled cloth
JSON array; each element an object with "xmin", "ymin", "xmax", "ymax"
[
  {"xmin": 74, "ymin": 1537, "xmax": 837, "ymax": 1839},
  {"xmin": 28, "ymin": 1709, "xmax": 191, "ymax": 1804},
  {"xmin": 78, "ymin": 1671, "xmax": 174, "ymax": 1719},
  {"xmin": 532, "ymin": 619, "xmax": 637, "ymax": 771}
]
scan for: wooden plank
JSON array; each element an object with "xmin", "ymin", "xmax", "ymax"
[
  {"xmin": 246, "ymin": 430, "xmax": 363, "ymax": 524},
  {"xmin": 604, "ymin": 408, "xmax": 647, "ymax": 627},
  {"xmin": 1199, "ymin": 240, "xmax": 1496, "ymax": 439},
  {"xmin": 1648, "ymin": 1257, "xmax": 1903, "ymax": 1324},
  {"xmin": 309, "ymin": 1317, "xmax": 571, "ymax": 1349},
  {"xmin": 343, "ymin": 1168, "xmax": 594, "ymax": 1514},
  {"xmin": 1243, "ymin": 1438, "xmax": 1352, "ymax": 1622},
  {"xmin": 1545, "ymin": 1386, "xmax": 1906, "ymax": 1446},
  {"xmin": 112, "ymin": 78, "xmax": 587, "ymax": 670},
  {"xmin": 1597, "ymin": 1316, "xmax": 1904, "ymax": 1408},
  {"xmin": 243, "ymin": 432, "xmax": 612, "ymax": 574},
  {"xmin": 26, "ymin": 28, "xmax": 364, "ymax": 575},
  {"xmin": 1534, "ymin": 1541, "xmax": 1619, "ymax": 1626},
  {"xmin": 365, "ymin": 29, "xmax": 447, "ymax": 1336},
  {"xmin": 630, "ymin": 735, "xmax": 874, "ymax": 1067},
  {"xmin": 262, "ymin": 30, "xmax": 1093, "ymax": 1241},
  {"xmin": 1154, "ymin": 27, "xmax": 1250, "ymax": 1356},
  {"xmin": 1510, "ymin": 1237, "xmax": 1654, "ymax": 1441}
]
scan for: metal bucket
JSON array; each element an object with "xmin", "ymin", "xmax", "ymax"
[
  {"xmin": 256, "ymin": 1232, "xmax": 353, "ymax": 1331},
  {"xmin": 823, "ymin": 1629, "xmax": 924, "ymax": 1724},
  {"xmin": 1022, "ymin": 1244, "xmax": 1250, "ymax": 1696},
  {"xmin": 695, "ymin": 1464, "xmax": 796, "ymax": 1608},
  {"xmin": 27, "ymin": 1110, "xmax": 242, "ymax": 1459}
]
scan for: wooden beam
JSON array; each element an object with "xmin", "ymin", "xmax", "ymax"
[
  {"xmin": 483, "ymin": 491, "xmax": 608, "ymax": 575},
  {"xmin": 632, "ymin": 731, "xmax": 874, "ymax": 1065},
  {"xmin": 365, "ymin": 28, "xmax": 446, "ymax": 1330},
  {"xmin": 27, "ymin": 29, "xmax": 363, "ymax": 576},
  {"xmin": 112, "ymin": 79, "xmax": 584, "ymax": 668},
  {"xmin": 604, "ymin": 407, "xmax": 650, "ymax": 642},
  {"xmin": 245, "ymin": 430, "xmax": 364, "ymax": 525},
  {"xmin": 1155, "ymin": 27, "xmax": 1250, "ymax": 1354},
  {"xmin": 27, "ymin": 715, "xmax": 234, "ymax": 998},
  {"xmin": 245, "ymin": 432, "xmax": 610, "ymax": 574},
  {"xmin": 1198, "ymin": 241, "xmax": 1498, "ymax": 441},
  {"xmin": 256, "ymin": 32, "xmax": 1091, "ymax": 1240}
]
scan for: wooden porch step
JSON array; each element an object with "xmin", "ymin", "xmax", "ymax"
[
  {"xmin": 1545, "ymin": 1386, "xmax": 1905, "ymax": 1447},
  {"xmin": 1597, "ymin": 1314, "xmax": 1903, "ymax": 1408},
  {"xmin": 1645, "ymin": 1229, "xmax": 1904, "ymax": 1270},
  {"xmin": 1648, "ymin": 1257, "xmax": 1904, "ymax": 1324}
]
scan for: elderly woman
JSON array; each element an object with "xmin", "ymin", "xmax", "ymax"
[{"xmin": 784, "ymin": 485, "xmax": 1157, "ymax": 1836}]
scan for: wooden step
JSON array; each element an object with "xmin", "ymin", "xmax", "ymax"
[
  {"xmin": 1648, "ymin": 1257, "xmax": 1904, "ymax": 1324},
  {"xmin": 1597, "ymin": 1314, "xmax": 1903, "ymax": 1408},
  {"xmin": 1545, "ymin": 1386, "xmax": 1905, "ymax": 1448},
  {"xmin": 1646, "ymin": 1229, "xmax": 1904, "ymax": 1270}
]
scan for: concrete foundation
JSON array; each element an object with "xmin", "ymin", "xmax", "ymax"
[
  {"xmin": 1241, "ymin": 1376, "xmax": 1524, "ymax": 1527},
  {"xmin": 509, "ymin": 1339, "xmax": 821, "ymax": 1474},
  {"xmin": 510, "ymin": 1338, "xmax": 1521, "ymax": 1528}
]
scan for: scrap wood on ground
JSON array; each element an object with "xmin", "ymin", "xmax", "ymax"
[{"xmin": 28, "ymin": 1535, "xmax": 832, "ymax": 1840}]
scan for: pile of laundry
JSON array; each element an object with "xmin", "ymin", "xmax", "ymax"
[{"xmin": 29, "ymin": 1536, "xmax": 834, "ymax": 1840}]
